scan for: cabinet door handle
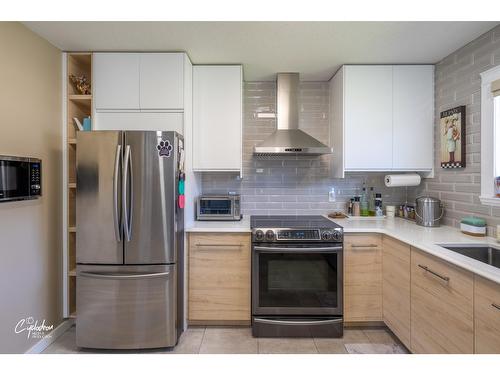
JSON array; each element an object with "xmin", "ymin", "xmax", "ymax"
[
  {"xmin": 351, "ymin": 244, "xmax": 378, "ymax": 248},
  {"xmin": 195, "ymin": 243, "xmax": 243, "ymax": 248},
  {"xmin": 418, "ymin": 264, "xmax": 450, "ymax": 282},
  {"xmin": 492, "ymin": 303, "xmax": 500, "ymax": 311}
]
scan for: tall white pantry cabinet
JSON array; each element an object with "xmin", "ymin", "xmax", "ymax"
[{"xmin": 330, "ymin": 65, "xmax": 434, "ymax": 178}]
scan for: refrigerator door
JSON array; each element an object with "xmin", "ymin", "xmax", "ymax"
[
  {"xmin": 123, "ymin": 131, "xmax": 180, "ymax": 264},
  {"xmin": 76, "ymin": 264, "xmax": 177, "ymax": 349},
  {"xmin": 76, "ymin": 131, "xmax": 124, "ymax": 264}
]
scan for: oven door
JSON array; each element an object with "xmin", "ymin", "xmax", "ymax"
[
  {"xmin": 252, "ymin": 243, "xmax": 343, "ymax": 316},
  {"xmin": 0, "ymin": 158, "xmax": 30, "ymax": 202}
]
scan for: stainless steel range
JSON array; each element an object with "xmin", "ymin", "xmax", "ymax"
[{"xmin": 251, "ymin": 215, "xmax": 343, "ymax": 338}]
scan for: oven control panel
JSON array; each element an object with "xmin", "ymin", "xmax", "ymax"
[
  {"xmin": 253, "ymin": 228, "xmax": 343, "ymax": 242},
  {"xmin": 277, "ymin": 229, "xmax": 320, "ymax": 240}
]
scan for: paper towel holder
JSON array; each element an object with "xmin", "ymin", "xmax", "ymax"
[{"xmin": 384, "ymin": 173, "xmax": 422, "ymax": 187}]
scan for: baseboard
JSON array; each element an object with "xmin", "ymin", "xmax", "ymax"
[
  {"xmin": 25, "ymin": 318, "xmax": 74, "ymax": 354},
  {"xmin": 188, "ymin": 320, "xmax": 251, "ymax": 327},
  {"xmin": 344, "ymin": 321, "xmax": 386, "ymax": 328}
]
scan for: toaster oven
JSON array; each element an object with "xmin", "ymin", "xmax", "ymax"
[{"xmin": 196, "ymin": 195, "xmax": 241, "ymax": 221}]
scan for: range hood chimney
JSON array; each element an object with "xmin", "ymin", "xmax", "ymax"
[{"xmin": 253, "ymin": 73, "xmax": 332, "ymax": 156}]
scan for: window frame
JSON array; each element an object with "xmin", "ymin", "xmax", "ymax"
[{"xmin": 480, "ymin": 65, "xmax": 500, "ymax": 206}]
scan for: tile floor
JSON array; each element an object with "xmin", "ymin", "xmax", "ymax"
[{"xmin": 42, "ymin": 326, "xmax": 409, "ymax": 354}]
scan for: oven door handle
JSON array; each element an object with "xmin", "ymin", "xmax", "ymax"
[
  {"xmin": 253, "ymin": 245, "xmax": 342, "ymax": 253},
  {"xmin": 253, "ymin": 317, "xmax": 343, "ymax": 326}
]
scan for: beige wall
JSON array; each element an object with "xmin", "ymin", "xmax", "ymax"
[{"xmin": 0, "ymin": 22, "xmax": 62, "ymax": 353}]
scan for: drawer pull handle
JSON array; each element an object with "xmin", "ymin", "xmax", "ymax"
[
  {"xmin": 492, "ymin": 303, "xmax": 500, "ymax": 311},
  {"xmin": 195, "ymin": 243, "xmax": 243, "ymax": 248},
  {"xmin": 418, "ymin": 264, "xmax": 450, "ymax": 282},
  {"xmin": 351, "ymin": 244, "xmax": 378, "ymax": 248}
]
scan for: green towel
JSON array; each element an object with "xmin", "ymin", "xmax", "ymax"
[{"xmin": 460, "ymin": 216, "xmax": 486, "ymax": 227}]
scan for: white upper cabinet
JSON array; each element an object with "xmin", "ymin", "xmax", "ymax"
[
  {"xmin": 93, "ymin": 112, "xmax": 183, "ymax": 133},
  {"xmin": 330, "ymin": 65, "xmax": 434, "ymax": 177},
  {"xmin": 344, "ymin": 65, "xmax": 393, "ymax": 170},
  {"xmin": 193, "ymin": 65, "xmax": 242, "ymax": 173},
  {"xmin": 139, "ymin": 53, "xmax": 184, "ymax": 110},
  {"xmin": 94, "ymin": 53, "xmax": 141, "ymax": 110},
  {"xmin": 393, "ymin": 65, "xmax": 434, "ymax": 170},
  {"xmin": 94, "ymin": 52, "xmax": 185, "ymax": 111}
]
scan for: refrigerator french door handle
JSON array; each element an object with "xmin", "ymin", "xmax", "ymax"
[
  {"xmin": 113, "ymin": 144, "xmax": 122, "ymax": 242},
  {"xmin": 122, "ymin": 145, "xmax": 133, "ymax": 242},
  {"xmin": 128, "ymin": 146, "xmax": 134, "ymax": 241},
  {"xmin": 79, "ymin": 271, "xmax": 170, "ymax": 280}
]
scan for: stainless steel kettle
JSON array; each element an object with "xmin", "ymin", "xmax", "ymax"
[{"xmin": 415, "ymin": 196, "xmax": 443, "ymax": 227}]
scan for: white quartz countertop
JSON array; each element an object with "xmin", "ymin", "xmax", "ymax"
[
  {"xmin": 326, "ymin": 216, "xmax": 500, "ymax": 285},
  {"xmin": 185, "ymin": 215, "xmax": 251, "ymax": 233},
  {"xmin": 185, "ymin": 214, "xmax": 500, "ymax": 284}
]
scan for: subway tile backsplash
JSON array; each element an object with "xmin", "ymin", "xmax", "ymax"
[
  {"xmin": 200, "ymin": 81, "xmax": 408, "ymax": 215},
  {"xmin": 409, "ymin": 24, "xmax": 500, "ymax": 236}
]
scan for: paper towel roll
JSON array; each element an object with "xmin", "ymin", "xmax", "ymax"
[{"xmin": 384, "ymin": 173, "xmax": 421, "ymax": 187}]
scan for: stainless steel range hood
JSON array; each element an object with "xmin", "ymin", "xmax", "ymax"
[{"xmin": 253, "ymin": 73, "xmax": 332, "ymax": 156}]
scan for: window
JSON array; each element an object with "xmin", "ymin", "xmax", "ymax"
[
  {"xmin": 480, "ymin": 66, "xmax": 500, "ymax": 206},
  {"xmin": 496, "ymin": 95, "xmax": 500, "ymax": 178}
]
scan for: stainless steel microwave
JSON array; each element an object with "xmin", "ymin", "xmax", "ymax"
[
  {"xmin": 0, "ymin": 155, "xmax": 42, "ymax": 202},
  {"xmin": 196, "ymin": 195, "xmax": 241, "ymax": 221}
]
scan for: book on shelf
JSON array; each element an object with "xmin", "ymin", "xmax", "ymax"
[{"xmin": 72, "ymin": 117, "xmax": 84, "ymax": 131}]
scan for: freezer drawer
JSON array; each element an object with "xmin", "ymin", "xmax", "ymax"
[{"xmin": 76, "ymin": 264, "xmax": 178, "ymax": 349}]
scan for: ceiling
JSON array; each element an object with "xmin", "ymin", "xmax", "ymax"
[{"xmin": 23, "ymin": 21, "xmax": 498, "ymax": 81}]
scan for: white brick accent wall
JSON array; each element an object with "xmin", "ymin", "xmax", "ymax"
[{"xmin": 411, "ymin": 24, "xmax": 500, "ymax": 235}]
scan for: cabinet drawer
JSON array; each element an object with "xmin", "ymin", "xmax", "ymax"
[
  {"xmin": 344, "ymin": 234, "xmax": 382, "ymax": 322},
  {"xmin": 188, "ymin": 233, "xmax": 250, "ymax": 322},
  {"xmin": 382, "ymin": 236, "xmax": 411, "ymax": 348},
  {"xmin": 474, "ymin": 275, "xmax": 500, "ymax": 353},
  {"xmin": 345, "ymin": 234, "xmax": 382, "ymax": 250},
  {"xmin": 410, "ymin": 248, "xmax": 473, "ymax": 353}
]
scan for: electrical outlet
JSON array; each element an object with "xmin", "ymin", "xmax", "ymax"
[{"xmin": 328, "ymin": 188, "xmax": 336, "ymax": 202}]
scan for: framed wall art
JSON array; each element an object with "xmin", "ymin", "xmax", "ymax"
[{"xmin": 440, "ymin": 105, "xmax": 466, "ymax": 169}]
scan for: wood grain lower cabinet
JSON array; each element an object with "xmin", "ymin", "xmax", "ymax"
[
  {"xmin": 382, "ymin": 236, "xmax": 411, "ymax": 348},
  {"xmin": 188, "ymin": 233, "xmax": 251, "ymax": 324},
  {"xmin": 474, "ymin": 275, "xmax": 500, "ymax": 353},
  {"xmin": 344, "ymin": 234, "xmax": 383, "ymax": 322},
  {"xmin": 410, "ymin": 248, "xmax": 474, "ymax": 353}
]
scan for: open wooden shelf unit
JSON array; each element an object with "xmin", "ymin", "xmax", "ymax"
[{"xmin": 66, "ymin": 52, "xmax": 92, "ymax": 318}]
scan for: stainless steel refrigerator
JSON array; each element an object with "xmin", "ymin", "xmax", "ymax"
[{"xmin": 75, "ymin": 131, "xmax": 184, "ymax": 349}]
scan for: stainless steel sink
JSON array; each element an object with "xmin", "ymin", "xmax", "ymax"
[{"xmin": 438, "ymin": 244, "xmax": 500, "ymax": 269}]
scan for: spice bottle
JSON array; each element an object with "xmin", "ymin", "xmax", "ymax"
[
  {"xmin": 353, "ymin": 196, "xmax": 361, "ymax": 216},
  {"xmin": 347, "ymin": 198, "xmax": 354, "ymax": 216}
]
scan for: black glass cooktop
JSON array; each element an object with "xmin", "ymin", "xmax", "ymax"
[{"xmin": 251, "ymin": 215, "xmax": 341, "ymax": 229}]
